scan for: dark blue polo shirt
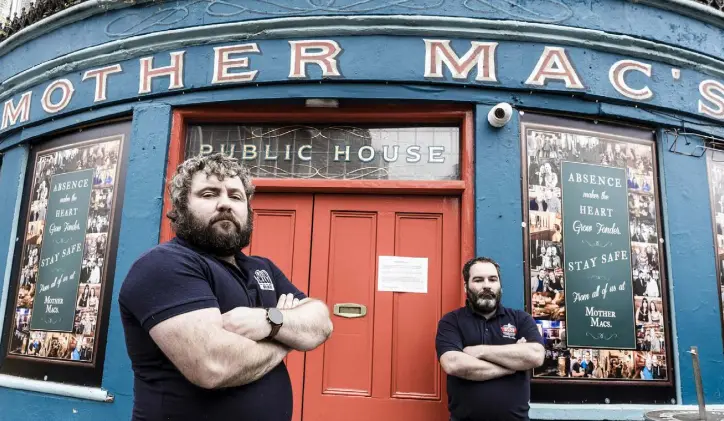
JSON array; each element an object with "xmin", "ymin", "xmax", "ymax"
[
  {"xmin": 118, "ymin": 237, "xmax": 306, "ymax": 421},
  {"xmin": 435, "ymin": 304, "xmax": 544, "ymax": 421}
]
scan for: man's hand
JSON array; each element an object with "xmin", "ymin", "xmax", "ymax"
[
  {"xmin": 277, "ymin": 293, "xmax": 300, "ymax": 309},
  {"xmin": 222, "ymin": 307, "xmax": 271, "ymax": 342},
  {"xmin": 221, "ymin": 294, "xmax": 304, "ymax": 341}
]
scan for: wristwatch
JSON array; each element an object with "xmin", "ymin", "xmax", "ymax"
[{"xmin": 266, "ymin": 307, "xmax": 283, "ymax": 339}]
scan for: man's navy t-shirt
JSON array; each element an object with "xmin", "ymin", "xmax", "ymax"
[
  {"xmin": 435, "ymin": 304, "xmax": 544, "ymax": 421},
  {"xmin": 118, "ymin": 237, "xmax": 306, "ymax": 421}
]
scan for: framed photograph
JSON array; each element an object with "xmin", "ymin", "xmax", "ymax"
[
  {"xmin": 521, "ymin": 113, "xmax": 673, "ymax": 400},
  {"xmin": 0, "ymin": 121, "xmax": 130, "ymax": 386}
]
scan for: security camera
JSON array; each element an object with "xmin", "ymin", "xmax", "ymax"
[{"xmin": 488, "ymin": 102, "xmax": 513, "ymax": 128}]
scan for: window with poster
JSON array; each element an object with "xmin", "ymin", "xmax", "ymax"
[
  {"xmin": 0, "ymin": 121, "xmax": 129, "ymax": 387},
  {"xmin": 705, "ymin": 151, "xmax": 724, "ymax": 349},
  {"xmin": 520, "ymin": 113, "xmax": 675, "ymax": 404}
]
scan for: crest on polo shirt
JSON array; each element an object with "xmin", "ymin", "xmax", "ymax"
[
  {"xmin": 254, "ymin": 269, "xmax": 275, "ymax": 291},
  {"xmin": 501, "ymin": 323, "xmax": 517, "ymax": 339}
]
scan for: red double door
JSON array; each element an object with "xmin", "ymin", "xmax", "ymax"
[{"xmin": 243, "ymin": 193, "xmax": 462, "ymax": 421}]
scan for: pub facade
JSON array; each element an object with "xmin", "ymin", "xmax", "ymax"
[{"xmin": 0, "ymin": 0, "xmax": 723, "ymax": 420}]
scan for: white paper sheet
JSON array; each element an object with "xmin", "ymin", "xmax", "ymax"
[{"xmin": 377, "ymin": 255, "xmax": 428, "ymax": 293}]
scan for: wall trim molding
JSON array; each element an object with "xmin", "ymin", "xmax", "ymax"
[
  {"xmin": 2, "ymin": 0, "xmax": 724, "ymax": 58},
  {"xmin": 0, "ymin": 0, "xmax": 154, "ymax": 57},
  {"xmin": 632, "ymin": 0, "xmax": 724, "ymax": 29},
  {"xmin": 2, "ymin": 14, "xmax": 724, "ymax": 106}
]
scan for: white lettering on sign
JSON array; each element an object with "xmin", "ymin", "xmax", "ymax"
[
  {"xmin": 699, "ymin": 79, "xmax": 724, "ymax": 119},
  {"xmin": 83, "ymin": 64, "xmax": 123, "ymax": 102},
  {"xmin": 139, "ymin": 51, "xmax": 186, "ymax": 94},
  {"xmin": 609, "ymin": 59, "xmax": 653, "ymax": 100},
  {"xmin": 200, "ymin": 143, "xmax": 450, "ymax": 164},
  {"xmin": 567, "ymin": 172, "xmax": 623, "ymax": 187},
  {"xmin": 41, "ymin": 79, "xmax": 75, "ymax": 114},
  {"xmin": 6, "ymin": 38, "xmax": 724, "ymax": 131},
  {"xmin": 525, "ymin": 46, "xmax": 584, "ymax": 89},
  {"xmin": 298, "ymin": 145, "xmax": 312, "ymax": 161},
  {"xmin": 212, "ymin": 43, "xmax": 261, "ymax": 84},
  {"xmin": 424, "ymin": 39, "xmax": 498, "ymax": 82},
  {"xmin": 289, "ymin": 40, "xmax": 342, "ymax": 78},
  {"xmin": 2, "ymin": 91, "xmax": 32, "ymax": 130}
]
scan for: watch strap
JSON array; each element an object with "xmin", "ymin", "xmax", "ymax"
[{"xmin": 268, "ymin": 323, "xmax": 281, "ymax": 339}]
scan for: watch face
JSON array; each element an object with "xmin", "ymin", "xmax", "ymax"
[{"xmin": 268, "ymin": 308, "xmax": 283, "ymax": 325}]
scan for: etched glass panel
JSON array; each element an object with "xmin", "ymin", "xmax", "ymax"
[{"xmin": 185, "ymin": 124, "xmax": 460, "ymax": 181}]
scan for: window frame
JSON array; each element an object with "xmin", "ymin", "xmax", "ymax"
[
  {"xmin": 0, "ymin": 120, "xmax": 130, "ymax": 387},
  {"xmin": 161, "ymin": 103, "xmax": 475, "ymax": 260},
  {"xmin": 519, "ymin": 112, "xmax": 676, "ymax": 403},
  {"xmin": 705, "ymin": 149, "xmax": 724, "ymax": 352}
]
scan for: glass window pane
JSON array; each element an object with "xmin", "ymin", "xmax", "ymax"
[{"xmin": 186, "ymin": 124, "xmax": 460, "ymax": 181}]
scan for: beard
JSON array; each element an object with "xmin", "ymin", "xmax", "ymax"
[
  {"xmin": 174, "ymin": 207, "xmax": 253, "ymax": 257},
  {"xmin": 466, "ymin": 286, "xmax": 502, "ymax": 314}
]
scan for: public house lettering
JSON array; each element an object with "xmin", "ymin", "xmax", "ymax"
[{"xmin": 3, "ymin": 38, "xmax": 724, "ymax": 132}]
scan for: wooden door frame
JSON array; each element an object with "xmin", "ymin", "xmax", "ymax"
[{"xmin": 160, "ymin": 102, "xmax": 475, "ymax": 294}]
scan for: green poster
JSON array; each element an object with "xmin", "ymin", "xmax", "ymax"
[
  {"xmin": 30, "ymin": 169, "xmax": 94, "ymax": 332},
  {"xmin": 561, "ymin": 162, "xmax": 636, "ymax": 349}
]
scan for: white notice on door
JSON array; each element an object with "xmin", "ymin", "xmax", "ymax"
[{"xmin": 377, "ymin": 256, "xmax": 428, "ymax": 293}]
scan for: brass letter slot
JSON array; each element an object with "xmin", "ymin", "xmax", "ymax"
[{"xmin": 333, "ymin": 303, "xmax": 367, "ymax": 318}]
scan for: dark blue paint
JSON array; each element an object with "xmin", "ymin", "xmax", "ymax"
[
  {"xmin": 0, "ymin": 103, "xmax": 172, "ymax": 421},
  {"xmin": 0, "ymin": 85, "xmax": 719, "ymax": 418},
  {"xmin": 0, "ymin": 0, "xmax": 722, "ymax": 415},
  {"xmin": 474, "ymin": 105, "xmax": 526, "ymax": 310},
  {"xmin": 100, "ymin": 103, "xmax": 172, "ymax": 401},
  {"xmin": 2, "ymin": 0, "xmax": 724, "ymax": 83},
  {"xmin": 0, "ymin": 145, "xmax": 27, "ymax": 296},
  {"xmin": 6, "ymin": 83, "xmax": 722, "ymax": 154},
  {"xmin": 2, "ymin": 36, "xmax": 721, "ymax": 135},
  {"xmin": 659, "ymin": 132, "xmax": 724, "ymax": 404}
]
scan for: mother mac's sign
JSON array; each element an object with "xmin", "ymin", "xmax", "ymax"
[{"xmin": 562, "ymin": 162, "xmax": 636, "ymax": 349}]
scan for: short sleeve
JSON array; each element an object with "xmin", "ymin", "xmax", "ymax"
[
  {"xmin": 119, "ymin": 246, "xmax": 219, "ymax": 332},
  {"xmin": 263, "ymin": 258, "xmax": 307, "ymax": 301},
  {"xmin": 517, "ymin": 311, "xmax": 544, "ymax": 346},
  {"xmin": 436, "ymin": 312, "xmax": 463, "ymax": 359}
]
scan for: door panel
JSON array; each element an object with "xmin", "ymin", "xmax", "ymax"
[
  {"xmin": 303, "ymin": 195, "xmax": 461, "ymax": 421},
  {"xmin": 391, "ymin": 214, "xmax": 444, "ymax": 399},
  {"xmin": 244, "ymin": 193, "xmax": 313, "ymax": 421},
  {"xmin": 321, "ymin": 212, "xmax": 377, "ymax": 396}
]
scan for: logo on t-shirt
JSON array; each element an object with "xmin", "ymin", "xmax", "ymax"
[
  {"xmin": 254, "ymin": 269, "xmax": 275, "ymax": 291},
  {"xmin": 500, "ymin": 323, "xmax": 517, "ymax": 339}
]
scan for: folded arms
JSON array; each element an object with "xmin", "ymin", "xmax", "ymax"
[
  {"xmin": 149, "ymin": 294, "xmax": 333, "ymax": 389},
  {"xmin": 439, "ymin": 338, "xmax": 545, "ymax": 381}
]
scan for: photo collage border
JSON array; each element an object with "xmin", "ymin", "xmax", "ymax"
[
  {"xmin": 523, "ymin": 121, "xmax": 669, "ymax": 382},
  {"xmin": 6, "ymin": 137, "xmax": 122, "ymax": 366}
]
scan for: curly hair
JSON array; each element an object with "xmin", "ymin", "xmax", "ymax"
[
  {"xmin": 462, "ymin": 256, "xmax": 501, "ymax": 285},
  {"xmin": 166, "ymin": 153, "xmax": 255, "ymax": 224}
]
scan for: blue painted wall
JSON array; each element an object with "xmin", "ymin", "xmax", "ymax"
[
  {"xmin": 1, "ymin": 0, "xmax": 724, "ymax": 418},
  {"xmin": 474, "ymin": 105, "xmax": 526, "ymax": 309},
  {"xmin": 659, "ymin": 132, "xmax": 724, "ymax": 403},
  {"xmin": 2, "ymin": 0, "xmax": 724, "ymax": 84},
  {"xmin": 0, "ymin": 103, "xmax": 172, "ymax": 420},
  {"xmin": 1, "ymin": 36, "xmax": 718, "ymax": 136}
]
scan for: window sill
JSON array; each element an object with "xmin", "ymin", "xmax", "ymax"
[
  {"xmin": 530, "ymin": 403, "xmax": 724, "ymax": 420},
  {"xmin": 0, "ymin": 374, "xmax": 113, "ymax": 402}
]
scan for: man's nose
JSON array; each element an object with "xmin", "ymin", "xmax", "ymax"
[{"xmin": 216, "ymin": 194, "xmax": 233, "ymax": 211}]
